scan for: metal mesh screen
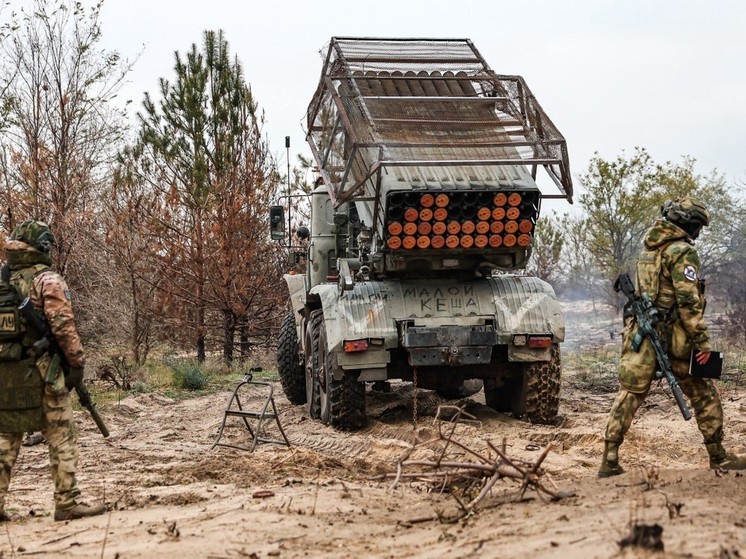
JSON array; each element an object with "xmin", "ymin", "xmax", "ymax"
[{"xmin": 306, "ymin": 38, "xmax": 572, "ymax": 206}]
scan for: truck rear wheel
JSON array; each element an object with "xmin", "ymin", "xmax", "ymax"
[
  {"xmin": 316, "ymin": 316, "xmax": 366, "ymax": 431},
  {"xmin": 516, "ymin": 344, "xmax": 561, "ymax": 423},
  {"xmin": 277, "ymin": 312, "xmax": 306, "ymax": 405},
  {"xmin": 485, "ymin": 345, "xmax": 561, "ymax": 423}
]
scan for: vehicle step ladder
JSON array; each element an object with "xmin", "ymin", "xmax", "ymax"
[{"xmin": 211, "ymin": 367, "xmax": 291, "ymax": 452}]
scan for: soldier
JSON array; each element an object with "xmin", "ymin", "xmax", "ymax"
[
  {"xmin": 0, "ymin": 220, "xmax": 106, "ymax": 520},
  {"xmin": 599, "ymin": 197, "xmax": 746, "ymax": 477}
]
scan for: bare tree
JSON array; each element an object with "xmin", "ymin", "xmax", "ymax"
[
  {"xmin": 0, "ymin": 0, "xmax": 132, "ymax": 280},
  {"xmin": 102, "ymin": 149, "xmax": 163, "ymax": 364}
]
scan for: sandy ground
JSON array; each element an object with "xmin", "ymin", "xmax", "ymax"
[{"xmin": 1, "ymin": 321, "xmax": 745, "ymax": 558}]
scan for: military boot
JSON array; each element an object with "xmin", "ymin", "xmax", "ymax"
[
  {"xmin": 54, "ymin": 502, "xmax": 106, "ymax": 521},
  {"xmin": 707, "ymin": 442, "xmax": 746, "ymax": 470},
  {"xmin": 598, "ymin": 440, "xmax": 624, "ymax": 478}
]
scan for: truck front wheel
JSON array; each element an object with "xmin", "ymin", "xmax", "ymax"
[
  {"xmin": 278, "ymin": 312, "xmax": 306, "ymax": 405},
  {"xmin": 316, "ymin": 316, "xmax": 366, "ymax": 431}
]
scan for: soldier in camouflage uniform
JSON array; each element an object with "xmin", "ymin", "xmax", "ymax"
[
  {"xmin": 599, "ymin": 197, "xmax": 746, "ymax": 477},
  {"xmin": 0, "ymin": 220, "xmax": 106, "ymax": 521}
]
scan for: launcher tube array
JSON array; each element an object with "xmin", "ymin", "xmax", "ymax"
[{"xmin": 385, "ymin": 191, "xmax": 537, "ymax": 251}]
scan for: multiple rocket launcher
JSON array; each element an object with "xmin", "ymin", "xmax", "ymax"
[
  {"xmin": 384, "ymin": 189, "xmax": 536, "ymax": 251},
  {"xmin": 274, "ymin": 38, "xmax": 575, "ymax": 430}
]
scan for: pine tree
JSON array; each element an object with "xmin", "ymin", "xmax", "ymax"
[{"xmin": 133, "ymin": 30, "xmax": 282, "ymax": 363}]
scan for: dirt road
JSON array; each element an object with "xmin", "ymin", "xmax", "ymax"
[{"xmin": 1, "ymin": 345, "xmax": 745, "ymax": 558}]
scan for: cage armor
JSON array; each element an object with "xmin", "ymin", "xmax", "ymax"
[{"xmin": 0, "ymin": 264, "xmax": 50, "ymax": 433}]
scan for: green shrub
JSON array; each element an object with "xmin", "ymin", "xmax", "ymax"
[
  {"xmin": 130, "ymin": 380, "xmax": 152, "ymax": 394},
  {"xmin": 166, "ymin": 358, "xmax": 209, "ymax": 391},
  {"xmin": 139, "ymin": 359, "xmax": 177, "ymax": 389}
]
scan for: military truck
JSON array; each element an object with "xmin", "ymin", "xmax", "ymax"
[{"xmin": 272, "ymin": 37, "xmax": 573, "ymax": 430}]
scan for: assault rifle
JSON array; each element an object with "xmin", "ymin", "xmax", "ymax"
[
  {"xmin": 614, "ymin": 273, "xmax": 692, "ymax": 421},
  {"xmin": 18, "ymin": 298, "xmax": 110, "ymax": 437}
]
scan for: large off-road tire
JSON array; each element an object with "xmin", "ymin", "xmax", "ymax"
[
  {"xmin": 277, "ymin": 312, "xmax": 306, "ymax": 405},
  {"xmin": 436, "ymin": 379, "xmax": 484, "ymax": 400},
  {"xmin": 316, "ymin": 316, "xmax": 366, "ymax": 431},
  {"xmin": 305, "ymin": 310, "xmax": 323, "ymax": 419},
  {"xmin": 484, "ymin": 345, "xmax": 561, "ymax": 424},
  {"xmin": 515, "ymin": 344, "xmax": 561, "ymax": 424}
]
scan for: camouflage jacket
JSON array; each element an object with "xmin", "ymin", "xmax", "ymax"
[
  {"xmin": 635, "ymin": 219, "xmax": 711, "ymax": 352},
  {"xmin": 3, "ymin": 240, "xmax": 86, "ymax": 368}
]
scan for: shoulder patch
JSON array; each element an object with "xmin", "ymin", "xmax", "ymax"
[
  {"xmin": 64, "ymin": 289, "xmax": 72, "ymax": 301},
  {"xmin": 683, "ymin": 265, "xmax": 697, "ymax": 282}
]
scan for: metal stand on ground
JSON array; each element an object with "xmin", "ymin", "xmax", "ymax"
[{"xmin": 211, "ymin": 368, "xmax": 291, "ymax": 452}]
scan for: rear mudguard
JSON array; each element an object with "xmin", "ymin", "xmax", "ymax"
[{"xmin": 309, "ymin": 275, "xmax": 564, "ymax": 374}]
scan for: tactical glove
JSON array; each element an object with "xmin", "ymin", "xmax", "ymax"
[{"xmin": 66, "ymin": 367, "xmax": 84, "ymax": 390}]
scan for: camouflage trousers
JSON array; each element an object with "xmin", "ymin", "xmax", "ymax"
[
  {"xmin": 0, "ymin": 386, "xmax": 81, "ymax": 511},
  {"xmin": 605, "ymin": 340, "xmax": 724, "ymax": 445}
]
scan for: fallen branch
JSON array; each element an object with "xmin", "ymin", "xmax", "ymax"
[
  {"xmin": 376, "ymin": 405, "xmax": 575, "ymax": 521},
  {"xmin": 41, "ymin": 528, "xmax": 90, "ymax": 546}
]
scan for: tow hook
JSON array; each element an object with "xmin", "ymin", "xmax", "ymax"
[{"xmin": 447, "ymin": 345, "xmax": 459, "ymax": 365}]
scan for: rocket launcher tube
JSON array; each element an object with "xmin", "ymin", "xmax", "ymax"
[{"xmin": 433, "ymin": 208, "xmax": 448, "ymax": 221}]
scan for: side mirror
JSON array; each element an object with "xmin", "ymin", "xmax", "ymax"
[{"xmin": 269, "ymin": 205, "xmax": 285, "ymax": 241}]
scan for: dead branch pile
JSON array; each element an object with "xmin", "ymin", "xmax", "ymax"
[{"xmin": 378, "ymin": 406, "xmax": 573, "ymax": 521}]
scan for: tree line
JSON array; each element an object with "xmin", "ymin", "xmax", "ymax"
[
  {"xmin": 1, "ymin": 1, "xmax": 745, "ymax": 371},
  {"xmin": 527, "ymin": 149, "xmax": 746, "ymax": 341},
  {"xmin": 0, "ymin": 1, "xmax": 287, "ymax": 365}
]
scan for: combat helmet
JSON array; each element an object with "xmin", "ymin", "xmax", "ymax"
[
  {"xmin": 9, "ymin": 220, "xmax": 56, "ymax": 254},
  {"xmin": 661, "ymin": 197, "xmax": 710, "ymax": 239}
]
